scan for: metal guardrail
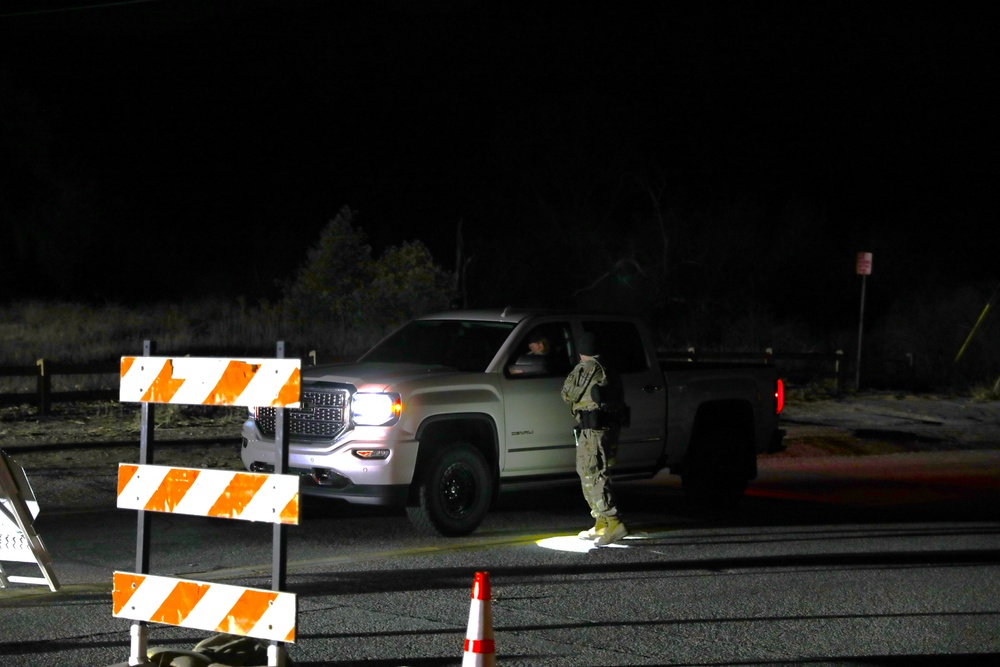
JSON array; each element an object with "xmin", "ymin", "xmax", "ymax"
[
  {"xmin": 0, "ymin": 351, "xmax": 321, "ymax": 416},
  {"xmin": 0, "ymin": 359, "xmax": 119, "ymax": 414},
  {"xmin": 1, "ymin": 348, "xmax": 912, "ymax": 411}
]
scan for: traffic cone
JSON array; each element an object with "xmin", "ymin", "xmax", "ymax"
[{"xmin": 462, "ymin": 571, "xmax": 495, "ymax": 666}]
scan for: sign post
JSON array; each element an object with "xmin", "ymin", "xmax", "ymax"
[{"xmin": 855, "ymin": 252, "xmax": 873, "ymax": 390}]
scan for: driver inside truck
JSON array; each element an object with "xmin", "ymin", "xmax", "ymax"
[{"xmin": 508, "ymin": 331, "xmax": 551, "ymax": 375}]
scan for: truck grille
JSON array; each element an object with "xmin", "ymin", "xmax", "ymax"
[{"xmin": 256, "ymin": 388, "xmax": 350, "ymax": 439}]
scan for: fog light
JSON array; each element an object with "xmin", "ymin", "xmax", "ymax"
[
  {"xmin": 352, "ymin": 448, "xmax": 390, "ymax": 460},
  {"xmin": 311, "ymin": 468, "xmax": 350, "ymax": 488}
]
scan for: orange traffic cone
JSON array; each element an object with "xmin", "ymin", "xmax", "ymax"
[{"xmin": 462, "ymin": 571, "xmax": 495, "ymax": 666}]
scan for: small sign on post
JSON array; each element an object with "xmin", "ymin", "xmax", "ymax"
[
  {"xmin": 855, "ymin": 252, "xmax": 873, "ymax": 390},
  {"xmin": 856, "ymin": 252, "xmax": 873, "ymax": 276}
]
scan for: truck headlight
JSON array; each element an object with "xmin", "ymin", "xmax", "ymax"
[{"xmin": 351, "ymin": 392, "xmax": 402, "ymax": 426}]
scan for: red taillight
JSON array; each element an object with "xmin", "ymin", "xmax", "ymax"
[{"xmin": 775, "ymin": 378, "xmax": 784, "ymax": 414}]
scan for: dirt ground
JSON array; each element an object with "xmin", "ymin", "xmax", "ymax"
[
  {"xmin": 775, "ymin": 392, "xmax": 1000, "ymax": 457},
  {"xmin": 1, "ymin": 394, "xmax": 999, "ymax": 511},
  {"xmin": 0, "ymin": 401, "xmax": 247, "ymax": 470},
  {"xmin": 0, "ymin": 402, "xmax": 247, "ymax": 510},
  {"xmin": 2, "ymin": 393, "xmax": 1000, "ymax": 470}
]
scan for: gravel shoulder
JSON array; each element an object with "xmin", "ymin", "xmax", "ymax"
[
  {"xmin": 0, "ymin": 401, "xmax": 247, "ymax": 474},
  {"xmin": 1, "ymin": 403, "xmax": 247, "ymax": 511},
  {"xmin": 771, "ymin": 392, "xmax": 1000, "ymax": 458},
  {"xmin": 0, "ymin": 393, "xmax": 997, "ymax": 515},
  {"xmin": 2, "ymin": 393, "xmax": 999, "ymax": 485}
]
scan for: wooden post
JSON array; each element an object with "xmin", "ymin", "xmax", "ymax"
[
  {"xmin": 834, "ymin": 350, "xmax": 845, "ymax": 395},
  {"xmin": 35, "ymin": 359, "xmax": 50, "ymax": 416}
]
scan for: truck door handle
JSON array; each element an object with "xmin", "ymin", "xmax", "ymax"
[{"xmin": 643, "ymin": 384, "xmax": 663, "ymax": 393}]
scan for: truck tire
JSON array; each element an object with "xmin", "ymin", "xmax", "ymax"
[
  {"xmin": 681, "ymin": 405, "xmax": 753, "ymax": 509},
  {"xmin": 406, "ymin": 444, "xmax": 493, "ymax": 537}
]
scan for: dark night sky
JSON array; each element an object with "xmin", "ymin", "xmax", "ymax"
[{"xmin": 0, "ymin": 0, "xmax": 996, "ymax": 314}]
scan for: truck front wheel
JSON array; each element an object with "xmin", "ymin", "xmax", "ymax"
[{"xmin": 407, "ymin": 444, "xmax": 493, "ymax": 537}]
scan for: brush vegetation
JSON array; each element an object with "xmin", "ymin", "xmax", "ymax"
[{"xmin": 1, "ymin": 207, "xmax": 998, "ymax": 398}]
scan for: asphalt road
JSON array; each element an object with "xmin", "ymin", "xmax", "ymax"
[{"xmin": 2, "ymin": 449, "xmax": 999, "ymax": 666}]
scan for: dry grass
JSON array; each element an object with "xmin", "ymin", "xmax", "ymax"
[
  {"xmin": 0, "ymin": 298, "xmax": 299, "ymax": 365},
  {"xmin": 0, "ymin": 298, "xmax": 286, "ymax": 393},
  {"xmin": 2, "ymin": 295, "xmax": 998, "ymax": 395}
]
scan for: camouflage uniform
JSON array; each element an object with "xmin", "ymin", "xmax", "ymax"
[{"xmin": 561, "ymin": 354, "xmax": 619, "ymax": 523}]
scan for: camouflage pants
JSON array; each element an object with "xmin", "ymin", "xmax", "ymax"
[{"xmin": 575, "ymin": 427, "xmax": 618, "ymax": 519}]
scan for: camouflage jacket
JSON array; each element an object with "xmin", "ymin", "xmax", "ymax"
[{"xmin": 560, "ymin": 356, "xmax": 607, "ymax": 414}]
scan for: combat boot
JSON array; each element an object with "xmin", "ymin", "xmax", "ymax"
[
  {"xmin": 577, "ymin": 516, "xmax": 607, "ymax": 540},
  {"xmin": 594, "ymin": 516, "xmax": 628, "ymax": 546}
]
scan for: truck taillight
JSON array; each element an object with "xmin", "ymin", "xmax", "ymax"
[{"xmin": 775, "ymin": 378, "xmax": 784, "ymax": 414}]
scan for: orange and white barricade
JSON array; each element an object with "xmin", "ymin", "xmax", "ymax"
[
  {"xmin": 113, "ymin": 572, "xmax": 296, "ymax": 643},
  {"xmin": 116, "ymin": 346, "xmax": 300, "ymax": 667},
  {"xmin": 116, "ymin": 464, "xmax": 300, "ymax": 524},
  {"xmin": 119, "ymin": 356, "xmax": 301, "ymax": 408}
]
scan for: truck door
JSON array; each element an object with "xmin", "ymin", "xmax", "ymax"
[{"xmin": 500, "ymin": 322, "xmax": 578, "ymax": 474}]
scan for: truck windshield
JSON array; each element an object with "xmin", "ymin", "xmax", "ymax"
[{"xmin": 361, "ymin": 320, "xmax": 516, "ymax": 372}]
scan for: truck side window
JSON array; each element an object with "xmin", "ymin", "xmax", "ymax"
[
  {"xmin": 580, "ymin": 321, "xmax": 649, "ymax": 373},
  {"xmin": 507, "ymin": 323, "xmax": 573, "ymax": 377}
]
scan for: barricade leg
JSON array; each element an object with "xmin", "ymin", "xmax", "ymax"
[
  {"xmin": 268, "ymin": 641, "xmax": 288, "ymax": 667},
  {"xmin": 129, "ymin": 622, "xmax": 149, "ymax": 666}
]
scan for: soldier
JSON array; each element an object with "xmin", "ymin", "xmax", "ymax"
[{"xmin": 560, "ymin": 332, "xmax": 628, "ymax": 546}]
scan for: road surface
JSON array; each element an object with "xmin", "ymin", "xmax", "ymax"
[{"xmin": 1, "ymin": 446, "xmax": 998, "ymax": 666}]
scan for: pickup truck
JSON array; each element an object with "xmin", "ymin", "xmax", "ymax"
[{"xmin": 240, "ymin": 309, "xmax": 785, "ymax": 536}]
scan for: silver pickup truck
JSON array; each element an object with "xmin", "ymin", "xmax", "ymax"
[{"xmin": 240, "ymin": 309, "xmax": 785, "ymax": 536}]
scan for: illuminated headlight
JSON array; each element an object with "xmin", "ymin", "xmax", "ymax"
[{"xmin": 351, "ymin": 392, "xmax": 402, "ymax": 426}]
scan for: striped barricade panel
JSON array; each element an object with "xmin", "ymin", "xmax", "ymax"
[
  {"xmin": 0, "ymin": 532, "xmax": 33, "ymax": 562},
  {"xmin": 1, "ymin": 497, "xmax": 34, "ymax": 562},
  {"xmin": 120, "ymin": 356, "xmax": 301, "ymax": 407},
  {"xmin": 117, "ymin": 464, "xmax": 299, "ymax": 525},
  {"xmin": 0, "ymin": 452, "xmax": 60, "ymax": 591},
  {"xmin": 113, "ymin": 571, "xmax": 296, "ymax": 643}
]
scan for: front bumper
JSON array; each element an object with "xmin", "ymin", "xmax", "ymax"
[{"xmin": 240, "ymin": 418, "xmax": 418, "ymax": 507}]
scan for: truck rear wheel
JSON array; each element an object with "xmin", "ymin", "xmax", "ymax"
[
  {"xmin": 682, "ymin": 465, "xmax": 747, "ymax": 509},
  {"xmin": 681, "ymin": 404, "xmax": 753, "ymax": 509},
  {"xmin": 407, "ymin": 444, "xmax": 492, "ymax": 537}
]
